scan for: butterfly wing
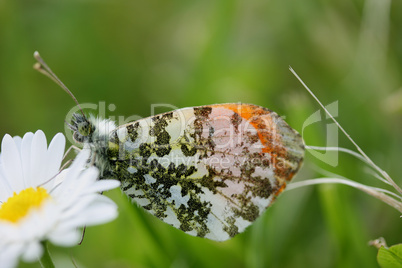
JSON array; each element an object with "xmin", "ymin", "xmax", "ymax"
[{"xmin": 107, "ymin": 103, "xmax": 304, "ymax": 241}]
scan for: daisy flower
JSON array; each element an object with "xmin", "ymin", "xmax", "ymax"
[{"xmin": 0, "ymin": 130, "xmax": 120, "ymax": 268}]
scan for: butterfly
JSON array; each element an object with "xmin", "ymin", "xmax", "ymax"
[{"xmin": 34, "ymin": 52, "xmax": 305, "ymax": 241}]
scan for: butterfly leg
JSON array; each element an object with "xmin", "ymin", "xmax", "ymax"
[{"xmin": 63, "ymin": 145, "xmax": 82, "ymax": 160}]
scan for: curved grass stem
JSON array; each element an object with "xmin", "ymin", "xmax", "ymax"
[
  {"xmin": 290, "ymin": 67, "xmax": 402, "ymax": 196},
  {"xmin": 287, "ymin": 178, "xmax": 402, "ymax": 213}
]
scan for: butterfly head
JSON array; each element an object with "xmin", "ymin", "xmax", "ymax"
[
  {"xmin": 68, "ymin": 112, "xmax": 117, "ymax": 146},
  {"xmin": 69, "ymin": 113, "xmax": 95, "ymax": 144}
]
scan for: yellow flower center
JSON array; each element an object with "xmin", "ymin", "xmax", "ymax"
[{"xmin": 0, "ymin": 187, "xmax": 51, "ymax": 223}]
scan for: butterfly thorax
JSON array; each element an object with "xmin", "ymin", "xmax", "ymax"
[{"xmin": 69, "ymin": 113, "xmax": 117, "ymax": 177}]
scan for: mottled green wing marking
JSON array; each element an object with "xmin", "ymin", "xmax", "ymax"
[{"xmin": 106, "ymin": 104, "xmax": 304, "ymax": 241}]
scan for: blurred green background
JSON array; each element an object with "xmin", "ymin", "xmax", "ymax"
[{"xmin": 1, "ymin": 0, "xmax": 402, "ymax": 267}]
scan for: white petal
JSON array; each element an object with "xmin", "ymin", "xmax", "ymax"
[
  {"xmin": 48, "ymin": 229, "xmax": 81, "ymax": 246},
  {"xmin": 69, "ymin": 149, "xmax": 91, "ymax": 175},
  {"xmin": 21, "ymin": 241, "xmax": 43, "ymax": 263},
  {"xmin": 73, "ymin": 195, "xmax": 118, "ymax": 226},
  {"xmin": 30, "ymin": 130, "xmax": 48, "ymax": 186},
  {"xmin": 53, "ymin": 168, "xmax": 69, "ymax": 185},
  {"xmin": 20, "ymin": 132, "xmax": 34, "ymax": 187},
  {"xmin": 1, "ymin": 134, "xmax": 24, "ymax": 192},
  {"xmin": 61, "ymin": 150, "xmax": 91, "ymax": 188},
  {"xmin": 78, "ymin": 166, "xmax": 99, "ymax": 187},
  {"xmin": 45, "ymin": 133, "xmax": 65, "ymax": 184},
  {"xmin": 68, "ymin": 167, "xmax": 100, "ymax": 194},
  {"xmin": 85, "ymin": 204, "xmax": 118, "ymax": 226},
  {"xmin": 12, "ymin": 136, "xmax": 22, "ymax": 151},
  {"xmin": 59, "ymin": 206, "xmax": 117, "ymax": 231},
  {"xmin": 55, "ymin": 150, "xmax": 92, "ymax": 198},
  {"xmin": 0, "ymin": 222, "xmax": 20, "ymax": 243},
  {"xmin": 85, "ymin": 179, "xmax": 120, "ymax": 193},
  {"xmin": 0, "ymin": 243, "xmax": 24, "ymax": 268},
  {"xmin": 0, "ymin": 171, "xmax": 12, "ymax": 200},
  {"xmin": 60, "ymin": 195, "xmax": 99, "ymax": 219},
  {"xmin": 54, "ymin": 173, "xmax": 97, "ymax": 209}
]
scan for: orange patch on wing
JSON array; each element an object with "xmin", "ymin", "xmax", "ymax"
[
  {"xmin": 213, "ymin": 103, "xmax": 280, "ymax": 154},
  {"xmin": 212, "ymin": 103, "xmax": 300, "ymax": 182}
]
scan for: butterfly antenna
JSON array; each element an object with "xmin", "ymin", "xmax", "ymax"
[{"xmin": 33, "ymin": 51, "xmax": 85, "ymax": 117}]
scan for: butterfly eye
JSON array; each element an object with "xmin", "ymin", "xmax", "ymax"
[{"xmin": 78, "ymin": 121, "xmax": 92, "ymax": 137}]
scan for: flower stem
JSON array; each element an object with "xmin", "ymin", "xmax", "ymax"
[{"xmin": 39, "ymin": 241, "xmax": 55, "ymax": 268}]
